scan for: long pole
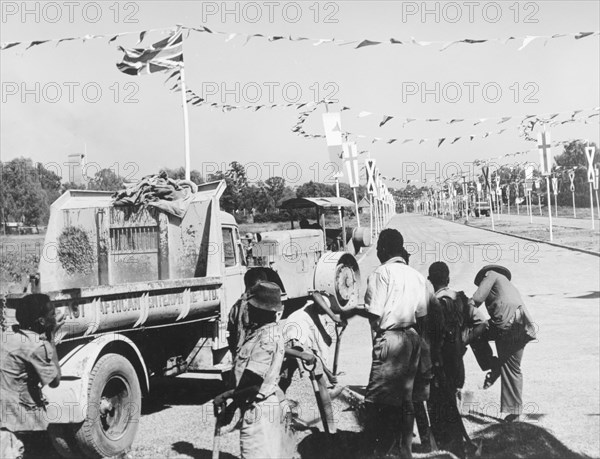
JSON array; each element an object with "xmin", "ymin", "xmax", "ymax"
[
  {"xmin": 369, "ymin": 195, "xmax": 374, "ymax": 238},
  {"xmin": 546, "ymin": 177, "xmax": 554, "ymax": 241},
  {"xmin": 595, "ymin": 188, "xmax": 600, "ymax": 221},
  {"xmin": 589, "ymin": 183, "xmax": 595, "ymax": 230},
  {"xmin": 554, "ymin": 193, "xmax": 558, "ymax": 218},
  {"xmin": 538, "ymin": 191, "xmax": 542, "ymax": 216},
  {"xmin": 179, "ymin": 64, "xmax": 191, "ymax": 181},
  {"xmin": 528, "ymin": 191, "xmax": 533, "ymax": 224},
  {"xmin": 572, "ymin": 190, "xmax": 577, "ymax": 218},
  {"xmin": 353, "ymin": 188, "xmax": 360, "ymax": 227},
  {"xmin": 507, "ymin": 186, "xmax": 511, "ymax": 216},
  {"xmin": 488, "ymin": 192, "xmax": 495, "ymax": 231}
]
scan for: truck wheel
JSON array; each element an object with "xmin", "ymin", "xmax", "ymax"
[
  {"xmin": 74, "ymin": 354, "xmax": 141, "ymax": 458},
  {"xmin": 48, "ymin": 424, "xmax": 84, "ymax": 458}
]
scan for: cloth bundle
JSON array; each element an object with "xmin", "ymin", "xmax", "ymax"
[{"xmin": 112, "ymin": 171, "xmax": 197, "ymax": 218}]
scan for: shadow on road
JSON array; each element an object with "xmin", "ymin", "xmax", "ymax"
[
  {"xmin": 142, "ymin": 377, "xmax": 225, "ymax": 415},
  {"xmin": 296, "ymin": 422, "xmax": 591, "ymax": 459},
  {"xmin": 171, "ymin": 440, "xmax": 238, "ymax": 459}
]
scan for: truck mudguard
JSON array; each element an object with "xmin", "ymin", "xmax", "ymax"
[{"xmin": 42, "ymin": 333, "xmax": 149, "ymax": 424}]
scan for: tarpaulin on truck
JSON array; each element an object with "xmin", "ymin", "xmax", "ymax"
[{"xmin": 112, "ymin": 171, "xmax": 197, "ymax": 218}]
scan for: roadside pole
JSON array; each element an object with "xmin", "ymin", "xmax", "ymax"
[
  {"xmin": 353, "ymin": 188, "xmax": 360, "ymax": 227},
  {"xmin": 528, "ymin": 190, "xmax": 533, "ymax": 224},
  {"xmin": 179, "ymin": 60, "xmax": 191, "ymax": 181},
  {"xmin": 369, "ymin": 195, "xmax": 374, "ymax": 238},
  {"xmin": 538, "ymin": 129, "xmax": 554, "ymax": 241},
  {"xmin": 594, "ymin": 165, "xmax": 599, "ymax": 220},
  {"xmin": 589, "ymin": 182, "xmax": 595, "ymax": 230},
  {"xmin": 546, "ymin": 177, "xmax": 554, "ymax": 241}
]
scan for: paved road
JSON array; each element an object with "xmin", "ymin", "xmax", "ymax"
[{"xmin": 340, "ymin": 213, "xmax": 600, "ymax": 457}]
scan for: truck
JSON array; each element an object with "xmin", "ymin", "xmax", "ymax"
[{"xmin": 5, "ymin": 180, "xmax": 361, "ymax": 458}]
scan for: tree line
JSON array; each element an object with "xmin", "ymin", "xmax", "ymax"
[
  {"xmin": 1, "ymin": 140, "xmax": 596, "ymax": 226},
  {"xmin": 0, "ymin": 159, "xmax": 368, "ymax": 226}
]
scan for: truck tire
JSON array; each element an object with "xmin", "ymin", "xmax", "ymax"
[
  {"xmin": 74, "ymin": 354, "xmax": 141, "ymax": 458},
  {"xmin": 48, "ymin": 424, "xmax": 84, "ymax": 458}
]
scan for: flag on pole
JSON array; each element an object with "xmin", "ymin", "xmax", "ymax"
[
  {"xmin": 342, "ymin": 141, "xmax": 360, "ymax": 187},
  {"xmin": 117, "ymin": 28, "xmax": 183, "ymax": 75},
  {"xmin": 585, "ymin": 146, "xmax": 596, "ymax": 183},
  {"xmin": 538, "ymin": 131, "xmax": 553, "ymax": 176},
  {"xmin": 322, "ymin": 112, "xmax": 344, "ymax": 169},
  {"xmin": 365, "ymin": 159, "xmax": 377, "ymax": 195},
  {"xmin": 482, "ymin": 166, "xmax": 490, "ymax": 191}
]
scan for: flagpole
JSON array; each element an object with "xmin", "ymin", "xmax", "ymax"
[
  {"xmin": 179, "ymin": 62, "xmax": 191, "ymax": 181},
  {"xmin": 528, "ymin": 191, "xmax": 533, "ymax": 224},
  {"xmin": 589, "ymin": 183, "xmax": 595, "ymax": 230},
  {"xmin": 353, "ymin": 188, "xmax": 360, "ymax": 227},
  {"xmin": 546, "ymin": 177, "xmax": 554, "ymax": 241}
]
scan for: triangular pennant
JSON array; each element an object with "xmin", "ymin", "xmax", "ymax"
[
  {"xmin": 380, "ymin": 115, "xmax": 394, "ymax": 127},
  {"xmin": 356, "ymin": 39, "xmax": 382, "ymax": 49}
]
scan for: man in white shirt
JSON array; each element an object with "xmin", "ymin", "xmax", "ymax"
[{"xmin": 358, "ymin": 228, "xmax": 434, "ymax": 459}]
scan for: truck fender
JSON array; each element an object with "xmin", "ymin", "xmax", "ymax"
[{"xmin": 42, "ymin": 333, "xmax": 149, "ymax": 424}]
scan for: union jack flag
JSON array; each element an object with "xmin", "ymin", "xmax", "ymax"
[{"xmin": 117, "ymin": 29, "xmax": 183, "ymax": 76}]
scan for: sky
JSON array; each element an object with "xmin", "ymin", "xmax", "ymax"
[{"xmin": 1, "ymin": 1, "xmax": 599, "ymax": 187}]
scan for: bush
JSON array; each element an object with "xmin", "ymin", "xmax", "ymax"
[{"xmin": 253, "ymin": 211, "xmax": 290, "ymax": 223}]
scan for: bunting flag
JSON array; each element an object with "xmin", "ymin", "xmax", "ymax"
[
  {"xmin": 292, "ymin": 105, "xmax": 599, "ymax": 147},
  {"xmin": 117, "ymin": 28, "xmax": 183, "ymax": 75},
  {"xmin": 319, "ymin": 103, "xmax": 599, "ymax": 133},
  {"xmin": 2, "ymin": 24, "xmax": 598, "ymax": 52}
]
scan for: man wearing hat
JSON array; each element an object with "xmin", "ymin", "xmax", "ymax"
[
  {"xmin": 468, "ymin": 265, "xmax": 537, "ymax": 422},
  {"xmin": 214, "ymin": 281, "xmax": 289, "ymax": 458}
]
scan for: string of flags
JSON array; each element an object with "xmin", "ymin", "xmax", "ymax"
[
  {"xmin": 360, "ymin": 138, "xmax": 594, "ymax": 186},
  {"xmin": 2, "ymin": 23, "xmax": 598, "ymax": 52},
  {"xmin": 335, "ymin": 104, "xmax": 599, "ymax": 132},
  {"xmin": 293, "ymin": 103, "xmax": 599, "ymax": 147}
]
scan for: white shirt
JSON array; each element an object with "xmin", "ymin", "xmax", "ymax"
[{"xmin": 364, "ymin": 257, "xmax": 432, "ymax": 332}]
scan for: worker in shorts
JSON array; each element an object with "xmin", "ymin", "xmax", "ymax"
[
  {"xmin": 214, "ymin": 281, "xmax": 289, "ymax": 458},
  {"xmin": 1, "ymin": 294, "xmax": 64, "ymax": 459},
  {"xmin": 354, "ymin": 229, "xmax": 434, "ymax": 459}
]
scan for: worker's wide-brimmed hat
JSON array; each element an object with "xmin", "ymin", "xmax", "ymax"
[
  {"xmin": 247, "ymin": 281, "xmax": 284, "ymax": 312},
  {"xmin": 474, "ymin": 265, "xmax": 512, "ymax": 286}
]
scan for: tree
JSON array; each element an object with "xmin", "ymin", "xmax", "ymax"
[
  {"xmin": 160, "ymin": 166, "xmax": 204, "ymax": 185},
  {"xmin": 263, "ymin": 177, "xmax": 286, "ymax": 210},
  {"xmin": 0, "ymin": 158, "xmax": 61, "ymax": 226},
  {"xmin": 88, "ymin": 169, "xmax": 124, "ymax": 191},
  {"xmin": 296, "ymin": 181, "xmax": 335, "ymax": 198},
  {"xmin": 554, "ymin": 140, "xmax": 599, "ymax": 206}
]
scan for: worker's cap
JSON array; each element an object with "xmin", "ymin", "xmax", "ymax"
[
  {"xmin": 474, "ymin": 265, "xmax": 512, "ymax": 286},
  {"xmin": 247, "ymin": 281, "xmax": 283, "ymax": 312}
]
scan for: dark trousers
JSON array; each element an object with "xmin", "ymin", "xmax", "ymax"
[
  {"xmin": 471, "ymin": 324, "xmax": 529, "ymax": 415},
  {"xmin": 363, "ymin": 401, "xmax": 414, "ymax": 458}
]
